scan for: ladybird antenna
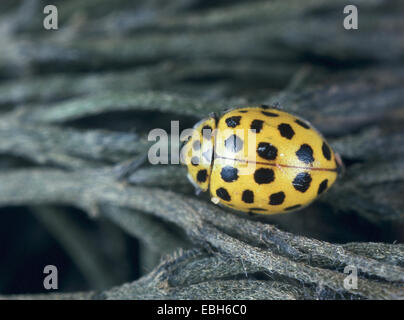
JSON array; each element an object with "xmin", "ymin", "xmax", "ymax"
[
  {"xmin": 335, "ymin": 153, "xmax": 346, "ymax": 176},
  {"xmin": 114, "ymin": 153, "xmax": 148, "ymax": 181}
]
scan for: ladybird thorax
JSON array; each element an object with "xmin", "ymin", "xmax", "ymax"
[{"xmin": 181, "ymin": 116, "xmax": 216, "ymax": 192}]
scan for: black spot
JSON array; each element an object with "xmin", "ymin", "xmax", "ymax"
[
  {"xmin": 296, "ymin": 144, "xmax": 314, "ymax": 164},
  {"xmin": 193, "ymin": 140, "xmax": 201, "ymax": 151},
  {"xmin": 202, "ymin": 125, "xmax": 213, "ymax": 140},
  {"xmin": 269, "ymin": 191, "xmax": 285, "ymax": 205},
  {"xmin": 254, "ymin": 168, "xmax": 275, "ymax": 184},
  {"xmin": 261, "ymin": 111, "xmax": 279, "ymax": 117},
  {"xmin": 318, "ymin": 179, "xmax": 328, "ymax": 195},
  {"xmin": 278, "ymin": 123, "xmax": 295, "ymax": 140},
  {"xmin": 239, "ymin": 110, "xmax": 248, "ymax": 113},
  {"xmin": 242, "ymin": 190, "xmax": 254, "ymax": 203},
  {"xmin": 224, "ymin": 134, "xmax": 243, "ymax": 153},
  {"xmin": 250, "ymin": 119, "xmax": 264, "ymax": 133},
  {"xmin": 292, "ymin": 172, "xmax": 312, "ymax": 193},
  {"xmin": 220, "ymin": 166, "xmax": 239, "ymax": 182},
  {"xmin": 183, "ymin": 135, "xmax": 192, "ymax": 145},
  {"xmin": 295, "ymin": 119, "xmax": 310, "ymax": 129},
  {"xmin": 225, "ymin": 116, "xmax": 242, "ymax": 128},
  {"xmin": 322, "ymin": 142, "xmax": 332, "ymax": 160},
  {"xmin": 285, "ymin": 204, "xmax": 302, "ymax": 211},
  {"xmin": 191, "ymin": 156, "xmax": 199, "ymax": 166},
  {"xmin": 216, "ymin": 187, "xmax": 231, "ymax": 201},
  {"xmin": 197, "ymin": 169, "xmax": 207, "ymax": 183},
  {"xmin": 257, "ymin": 142, "xmax": 277, "ymax": 160}
]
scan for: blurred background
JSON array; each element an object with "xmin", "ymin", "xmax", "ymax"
[{"xmin": 0, "ymin": 0, "xmax": 403, "ymax": 295}]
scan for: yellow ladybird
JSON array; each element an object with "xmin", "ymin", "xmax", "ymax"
[{"xmin": 181, "ymin": 105, "xmax": 340, "ymax": 215}]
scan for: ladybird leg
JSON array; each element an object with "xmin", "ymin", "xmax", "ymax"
[
  {"xmin": 208, "ymin": 112, "xmax": 218, "ymax": 120},
  {"xmin": 247, "ymin": 211, "xmax": 259, "ymax": 217},
  {"xmin": 210, "ymin": 196, "xmax": 220, "ymax": 204},
  {"xmin": 186, "ymin": 173, "xmax": 203, "ymax": 196}
]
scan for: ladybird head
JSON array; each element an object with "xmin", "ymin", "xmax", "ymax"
[{"xmin": 181, "ymin": 115, "xmax": 216, "ymax": 193}]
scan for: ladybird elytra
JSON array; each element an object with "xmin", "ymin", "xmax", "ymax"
[{"xmin": 181, "ymin": 106, "xmax": 339, "ymax": 215}]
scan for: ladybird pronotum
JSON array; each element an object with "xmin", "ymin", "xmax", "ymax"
[{"xmin": 181, "ymin": 106, "xmax": 339, "ymax": 215}]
